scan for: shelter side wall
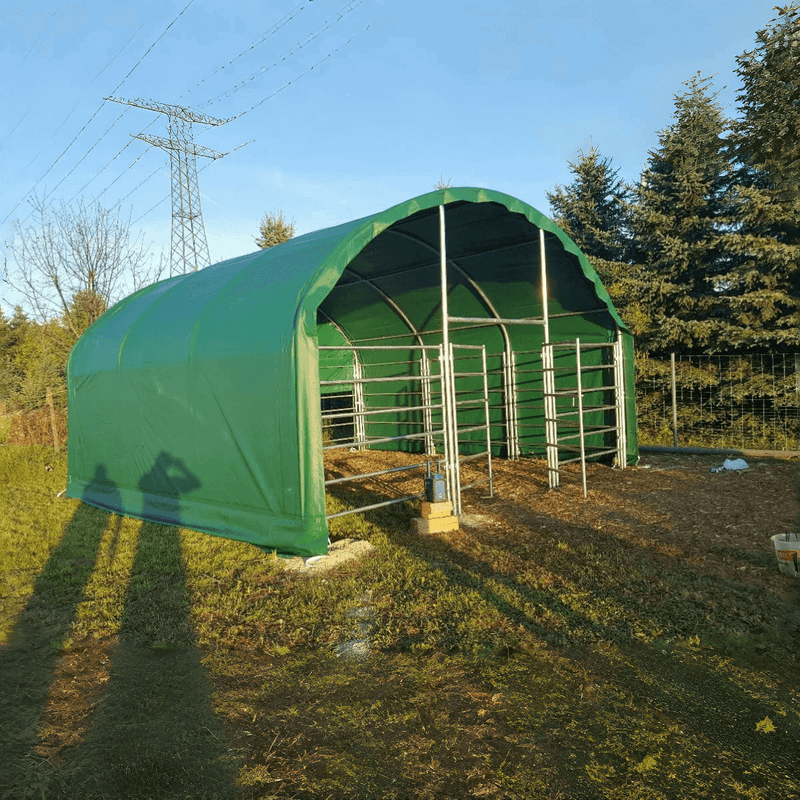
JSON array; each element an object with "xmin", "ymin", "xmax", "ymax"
[{"xmin": 67, "ymin": 346, "xmax": 328, "ymax": 557}]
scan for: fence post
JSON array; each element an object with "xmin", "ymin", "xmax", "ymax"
[
  {"xmin": 46, "ymin": 387, "xmax": 60, "ymax": 453},
  {"xmin": 670, "ymin": 353, "xmax": 678, "ymax": 447},
  {"xmin": 796, "ymin": 355, "xmax": 800, "ymax": 448}
]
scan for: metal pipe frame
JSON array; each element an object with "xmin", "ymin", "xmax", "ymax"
[
  {"xmin": 326, "ymin": 492, "xmax": 425, "ymax": 520},
  {"xmin": 420, "ymin": 352, "xmax": 435, "ymax": 455},
  {"xmin": 614, "ymin": 328, "xmax": 628, "ymax": 468},
  {"xmin": 438, "ymin": 206, "xmax": 459, "ymax": 513},
  {"xmin": 352, "ymin": 354, "xmax": 367, "ymax": 447},
  {"xmin": 543, "ymin": 343, "xmax": 560, "ymax": 489},
  {"xmin": 323, "ymin": 427, "xmax": 445, "ymax": 451},
  {"xmin": 575, "ymin": 339, "xmax": 588, "ymax": 498},
  {"xmin": 324, "ymin": 460, "xmax": 428, "ymax": 486},
  {"xmin": 321, "ymin": 402, "xmax": 443, "ymax": 422},
  {"xmin": 446, "ymin": 343, "xmax": 462, "ymax": 515},
  {"xmin": 319, "ymin": 344, "xmax": 441, "ymax": 351}
]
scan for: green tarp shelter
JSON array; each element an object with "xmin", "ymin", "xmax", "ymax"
[{"xmin": 67, "ymin": 187, "xmax": 638, "ymax": 557}]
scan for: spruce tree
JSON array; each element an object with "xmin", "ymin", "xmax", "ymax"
[
  {"xmin": 547, "ymin": 146, "xmax": 631, "ymax": 269},
  {"xmin": 546, "ymin": 147, "xmax": 647, "ymax": 333},
  {"xmin": 254, "ymin": 211, "xmax": 296, "ymax": 249},
  {"xmin": 632, "ymin": 73, "xmax": 732, "ymax": 354},
  {"xmin": 722, "ymin": 4, "xmax": 800, "ymax": 352}
]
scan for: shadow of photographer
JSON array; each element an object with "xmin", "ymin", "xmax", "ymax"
[
  {"xmin": 0, "ymin": 464, "xmax": 113, "ymax": 795},
  {"xmin": 47, "ymin": 452, "xmax": 240, "ymax": 799}
]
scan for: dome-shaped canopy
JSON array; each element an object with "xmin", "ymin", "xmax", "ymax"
[{"xmin": 67, "ymin": 187, "xmax": 636, "ymax": 557}]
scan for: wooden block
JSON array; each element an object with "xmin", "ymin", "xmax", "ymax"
[
  {"xmin": 420, "ymin": 500, "xmax": 453, "ymax": 519},
  {"xmin": 410, "ymin": 515, "xmax": 460, "ymax": 535}
]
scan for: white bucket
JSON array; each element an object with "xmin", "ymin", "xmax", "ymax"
[{"xmin": 770, "ymin": 533, "xmax": 800, "ymax": 577}]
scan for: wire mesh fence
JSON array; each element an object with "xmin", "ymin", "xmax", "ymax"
[{"xmin": 636, "ymin": 353, "xmax": 800, "ymax": 451}]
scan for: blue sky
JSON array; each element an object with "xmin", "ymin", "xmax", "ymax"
[{"xmin": 0, "ymin": 0, "xmax": 783, "ymax": 315}]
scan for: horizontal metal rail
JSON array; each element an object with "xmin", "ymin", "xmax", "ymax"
[
  {"xmin": 321, "ymin": 402, "xmax": 442, "ymax": 421},
  {"xmin": 321, "ymin": 373, "xmax": 437, "ymax": 386},
  {"xmin": 322, "ymin": 428, "xmax": 445, "ymax": 451},
  {"xmin": 547, "ymin": 447, "xmax": 619, "ymax": 467},
  {"xmin": 554, "ymin": 425, "xmax": 624, "ymax": 443},
  {"xmin": 548, "ymin": 308, "xmax": 611, "ymax": 318},
  {"xmin": 556, "ymin": 407, "xmax": 619, "ymax": 419},
  {"xmin": 461, "ymin": 477, "xmax": 492, "ymax": 492},
  {"xmin": 459, "ymin": 449, "xmax": 490, "ymax": 464},
  {"xmin": 319, "ymin": 344, "xmax": 441, "ymax": 351},
  {"xmin": 326, "ymin": 492, "xmax": 425, "ymax": 520},
  {"xmin": 448, "ymin": 315, "xmax": 545, "ymax": 326},
  {"xmin": 545, "ymin": 385, "xmax": 618, "ymax": 396},
  {"xmin": 324, "ymin": 461, "xmax": 428, "ymax": 486},
  {"xmin": 548, "ymin": 341, "xmax": 615, "ymax": 349}
]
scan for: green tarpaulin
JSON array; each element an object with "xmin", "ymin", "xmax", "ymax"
[{"xmin": 67, "ymin": 187, "xmax": 638, "ymax": 557}]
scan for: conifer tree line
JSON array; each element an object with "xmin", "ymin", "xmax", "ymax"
[
  {"xmin": 0, "ymin": 4, "xmax": 797, "ymax": 448},
  {"xmin": 547, "ymin": 5, "xmax": 799, "ymax": 357}
]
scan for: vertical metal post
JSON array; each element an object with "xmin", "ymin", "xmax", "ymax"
[
  {"xmin": 670, "ymin": 352, "xmax": 678, "ymax": 447},
  {"xmin": 438, "ymin": 205, "xmax": 459, "ymax": 511},
  {"xmin": 481, "ymin": 345, "xmax": 494, "ymax": 497},
  {"xmin": 796, "ymin": 355, "xmax": 800, "ymax": 449},
  {"xmin": 439, "ymin": 345, "xmax": 456, "ymax": 511},
  {"xmin": 439, "ymin": 205, "xmax": 450, "ymax": 361},
  {"xmin": 449, "ymin": 342, "xmax": 462, "ymax": 516},
  {"xmin": 503, "ymin": 349, "xmax": 520, "ymax": 460},
  {"xmin": 540, "ymin": 227, "xmax": 559, "ymax": 487},
  {"xmin": 539, "ymin": 228, "xmax": 550, "ymax": 345},
  {"xmin": 502, "ymin": 349, "xmax": 515, "ymax": 458},
  {"xmin": 46, "ymin": 387, "xmax": 59, "ymax": 453},
  {"xmin": 353, "ymin": 353, "xmax": 366, "ymax": 448},
  {"xmin": 421, "ymin": 352, "xmax": 434, "ymax": 455},
  {"xmin": 575, "ymin": 340, "xmax": 587, "ymax": 498},
  {"xmin": 614, "ymin": 329, "xmax": 627, "ymax": 468},
  {"xmin": 543, "ymin": 342, "xmax": 559, "ymax": 489}
]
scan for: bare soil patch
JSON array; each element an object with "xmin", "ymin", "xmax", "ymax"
[{"xmin": 326, "ymin": 448, "xmax": 799, "ymax": 598}]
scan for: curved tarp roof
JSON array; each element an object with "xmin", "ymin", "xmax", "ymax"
[{"xmin": 67, "ymin": 187, "xmax": 636, "ymax": 557}]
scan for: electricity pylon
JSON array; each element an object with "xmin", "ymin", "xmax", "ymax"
[{"xmin": 107, "ymin": 96, "xmax": 231, "ymax": 275}]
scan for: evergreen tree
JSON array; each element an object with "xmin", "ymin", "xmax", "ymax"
[
  {"xmin": 722, "ymin": 4, "xmax": 800, "ymax": 352},
  {"xmin": 546, "ymin": 147, "xmax": 649, "ymax": 333},
  {"xmin": 12, "ymin": 319, "xmax": 71, "ymax": 411},
  {"xmin": 548, "ymin": 145, "xmax": 631, "ymax": 269},
  {"xmin": 254, "ymin": 210, "xmax": 296, "ymax": 249},
  {"xmin": 0, "ymin": 306, "xmax": 30, "ymax": 407},
  {"xmin": 632, "ymin": 73, "xmax": 732, "ymax": 354}
]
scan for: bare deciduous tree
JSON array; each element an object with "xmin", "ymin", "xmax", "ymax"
[{"xmin": 5, "ymin": 196, "xmax": 165, "ymax": 339}]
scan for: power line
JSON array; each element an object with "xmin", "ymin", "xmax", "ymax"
[
  {"xmin": 229, "ymin": 22, "xmax": 370, "ymax": 122},
  {"xmin": 80, "ymin": 4, "xmax": 307, "ymax": 214},
  {"xmin": 67, "ymin": 117, "xmax": 159, "ymax": 204},
  {"xmin": 2, "ymin": 0, "xmax": 199, "ymax": 225},
  {"xmin": 183, "ymin": 1, "xmax": 306, "ymax": 101},
  {"xmin": 92, "ymin": 144, "xmax": 156, "ymax": 203},
  {"xmin": 46, "ymin": 108, "xmax": 132, "ymax": 199},
  {"xmin": 91, "ymin": 21, "xmax": 147, "ymax": 85},
  {"xmin": 201, "ymin": 1, "xmax": 362, "ymax": 108},
  {"xmin": 126, "ymin": 19, "xmax": 369, "ymax": 229}
]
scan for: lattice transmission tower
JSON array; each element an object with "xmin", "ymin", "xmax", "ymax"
[{"xmin": 107, "ymin": 96, "xmax": 232, "ymax": 275}]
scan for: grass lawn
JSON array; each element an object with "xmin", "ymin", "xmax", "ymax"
[{"xmin": 1, "ymin": 444, "xmax": 799, "ymax": 799}]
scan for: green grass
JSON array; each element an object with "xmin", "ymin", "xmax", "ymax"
[
  {"xmin": 1, "ymin": 445, "xmax": 800, "ymax": 799},
  {"xmin": 0, "ymin": 414, "xmax": 11, "ymax": 444}
]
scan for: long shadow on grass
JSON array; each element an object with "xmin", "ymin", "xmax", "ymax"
[
  {"xmin": 0, "ymin": 494, "xmax": 109, "ymax": 797},
  {"xmin": 46, "ymin": 455, "xmax": 239, "ymax": 800},
  {"xmin": 377, "ymin": 508, "xmax": 800, "ymax": 789}
]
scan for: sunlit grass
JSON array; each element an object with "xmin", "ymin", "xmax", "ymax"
[{"xmin": 1, "ymin": 445, "xmax": 799, "ymax": 799}]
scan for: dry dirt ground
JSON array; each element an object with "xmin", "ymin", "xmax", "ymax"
[{"xmin": 324, "ymin": 448, "xmax": 800, "ymax": 600}]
